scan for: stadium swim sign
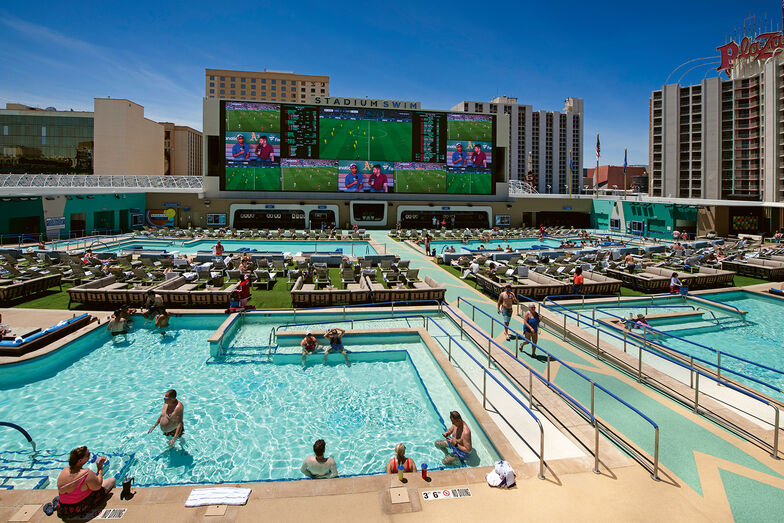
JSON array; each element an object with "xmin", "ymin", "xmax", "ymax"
[
  {"xmin": 717, "ymin": 31, "xmax": 784, "ymax": 74},
  {"xmin": 310, "ymin": 96, "xmax": 421, "ymax": 110}
]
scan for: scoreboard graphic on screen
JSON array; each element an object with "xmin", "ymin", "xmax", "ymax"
[{"xmin": 220, "ymin": 101, "xmax": 495, "ymax": 195}]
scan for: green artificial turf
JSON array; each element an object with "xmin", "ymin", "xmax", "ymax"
[
  {"xmin": 732, "ymin": 275, "xmax": 768, "ymax": 287},
  {"xmin": 9, "ymin": 283, "xmax": 88, "ymax": 310},
  {"xmin": 319, "ymin": 118, "xmax": 412, "ymax": 161}
]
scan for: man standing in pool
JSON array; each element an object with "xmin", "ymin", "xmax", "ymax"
[
  {"xmin": 497, "ymin": 285, "xmax": 518, "ymax": 341},
  {"xmin": 148, "ymin": 389, "xmax": 184, "ymax": 447},
  {"xmin": 435, "ymin": 411, "xmax": 472, "ymax": 466},
  {"xmin": 323, "ymin": 327, "xmax": 349, "ymax": 366},
  {"xmin": 301, "ymin": 330, "xmax": 321, "ymax": 368}
]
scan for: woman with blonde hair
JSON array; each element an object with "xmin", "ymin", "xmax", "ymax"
[{"xmin": 386, "ymin": 443, "xmax": 417, "ymax": 474}]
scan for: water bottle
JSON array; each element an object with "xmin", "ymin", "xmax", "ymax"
[
  {"xmin": 397, "ymin": 464, "xmax": 404, "ymax": 481},
  {"xmin": 421, "ymin": 463, "xmax": 428, "ymax": 480}
]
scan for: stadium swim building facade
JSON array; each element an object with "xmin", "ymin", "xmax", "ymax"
[{"xmin": 0, "ymin": 92, "xmax": 778, "ymax": 240}]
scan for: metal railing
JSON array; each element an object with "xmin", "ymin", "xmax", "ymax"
[
  {"xmin": 588, "ymin": 307, "xmax": 784, "ymax": 396},
  {"xmin": 454, "ymin": 298, "xmax": 660, "ymax": 479},
  {"xmin": 529, "ymin": 295, "xmax": 781, "ymax": 459},
  {"xmin": 0, "ymin": 422, "xmax": 36, "ymax": 453},
  {"xmin": 0, "ymin": 174, "xmax": 204, "ymax": 193},
  {"xmin": 425, "ymin": 316, "xmax": 546, "ymax": 479},
  {"xmin": 686, "ymin": 294, "xmax": 747, "ymax": 323}
]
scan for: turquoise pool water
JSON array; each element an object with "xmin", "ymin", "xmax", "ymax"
[
  {"xmin": 566, "ymin": 293, "xmax": 784, "ymax": 398},
  {"xmin": 88, "ymin": 239, "xmax": 377, "ymax": 256},
  {"xmin": 0, "ymin": 314, "xmax": 498, "ymax": 488},
  {"xmin": 430, "ymin": 237, "xmax": 566, "ymax": 253}
]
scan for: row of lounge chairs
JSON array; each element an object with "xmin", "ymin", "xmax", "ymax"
[
  {"xmin": 136, "ymin": 228, "xmax": 369, "ymax": 240},
  {"xmin": 606, "ymin": 266, "xmax": 735, "ymax": 292},
  {"xmin": 291, "ymin": 274, "xmax": 445, "ymax": 307}
]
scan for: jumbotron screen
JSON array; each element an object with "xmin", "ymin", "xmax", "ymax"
[{"xmin": 221, "ymin": 101, "xmax": 495, "ymax": 194}]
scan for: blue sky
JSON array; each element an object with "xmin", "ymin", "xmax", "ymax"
[{"xmin": 0, "ymin": 1, "xmax": 778, "ymax": 167}]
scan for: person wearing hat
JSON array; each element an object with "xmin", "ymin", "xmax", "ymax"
[
  {"xmin": 520, "ymin": 303, "xmax": 540, "ymax": 357},
  {"xmin": 301, "ymin": 330, "xmax": 321, "ymax": 368},
  {"xmin": 344, "ymin": 163, "xmax": 363, "ymax": 192},
  {"xmin": 231, "ymin": 134, "xmax": 250, "ymax": 161},
  {"xmin": 451, "ymin": 143, "xmax": 467, "ymax": 167},
  {"xmin": 323, "ymin": 327, "xmax": 349, "ymax": 366}
]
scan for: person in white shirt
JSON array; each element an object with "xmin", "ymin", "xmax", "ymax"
[
  {"xmin": 301, "ymin": 439, "xmax": 338, "ymax": 479},
  {"xmin": 462, "ymin": 260, "xmax": 480, "ymax": 279},
  {"xmin": 670, "ymin": 272, "xmax": 682, "ymax": 294}
]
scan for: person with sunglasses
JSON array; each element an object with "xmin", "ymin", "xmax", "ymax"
[{"xmin": 148, "ymin": 389, "xmax": 184, "ymax": 447}]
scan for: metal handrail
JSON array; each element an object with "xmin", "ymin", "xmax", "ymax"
[
  {"xmin": 695, "ymin": 307, "xmax": 720, "ymax": 326},
  {"xmin": 592, "ymin": 307, "xmax": 784, "ymax": 387},
  {"xmin": 0, "ymin": 422, "xmax": 36, "ymax": 453},
  {"xmin": 454, "ymin": 297, "xmax": 660, "ymax": 479},
  {"xmin": 685, "ymin": 294, "xmax": 747, "ymax": 323},
  {"xmin": 528, "ymin": 295, "xmax": 781, "ymax": 459},
  {"xmin": 425, "ymin": 317, "xmax": 546, "ymax": 479}
]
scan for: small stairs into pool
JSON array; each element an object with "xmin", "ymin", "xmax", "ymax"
[
  {"xmin": 0, "ymin": 449, "xmax": 135, "ymax": 490},
  {"xmin": 212, "ymin": 344, "xmax": 278, "ymax": 364}
]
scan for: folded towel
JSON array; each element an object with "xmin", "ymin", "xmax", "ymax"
[{"xmin": 185, "ymin": 487, "xmax": 252, "ymax": 507}]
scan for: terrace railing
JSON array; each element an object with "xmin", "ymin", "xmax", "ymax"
[
  {"xmin": 454, "ymin": 298, "xmax": 660, "ymax": 480},
  {"xmin": 529, "ymin": 295, "xmax": 781, "ymax": 459}
]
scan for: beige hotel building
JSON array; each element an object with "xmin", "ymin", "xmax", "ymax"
[{"xmin": 205, "ymin": 69, "xmax": 329, "ymax": 102}]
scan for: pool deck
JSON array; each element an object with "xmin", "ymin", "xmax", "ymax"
[{"xmin": 3, "ymin": 232, "xmax": 784, "ymax": 520}]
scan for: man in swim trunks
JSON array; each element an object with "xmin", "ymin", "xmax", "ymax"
[
  {"xmin": 435, "ymin": 411, "xmax": 472, "ymax": 466},
  {"xmin": 148, "ymin": 389, "xmax": 184, "ymax": 447},
  {"xmin": 521, "ymin": 304, "xmax": 540, "ymax": 357},
  {"xmin": 497, "ymin": 285, "xmax": 518, "ymax": 341},
  {"xmin": 301, "ymin": 330, "xmax": 321, "ymax": 368},
  {"xmin": 323, "ymin": 327, "xmax": 349, "ymax": 366},
  {"xmin": 143, "ymin": 291, "xmax": 164, "ymax": 320}
]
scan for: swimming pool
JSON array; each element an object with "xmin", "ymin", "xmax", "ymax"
[
  {"xmin": 86, "ymin": 239, "xmax": 377, "ymax": 256},
  {"xmin": 429, "ymin": 237, "xmax": 566, "ymax": 253},
  {"xmin": 0, "ymin": 313, "xmax": 498, "ymax": 488}
]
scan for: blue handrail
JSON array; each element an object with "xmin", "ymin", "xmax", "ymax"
[
  {"xmin": 0, "ymin": 422, "xmax": 35, "ymax": 452},
  {"xmin": 591, "ymin": 307, "xmax": 784, "ymax": 386},
  {"xmin": 525, "ymin": 294, "xmax": 781, "ymax": 458},
  {"xmin": 424, "ymin": 316, "xmax": 546, "ymax": 479},
  {"xmin": 245, "ymin": 299, "xmax": 443, "ymax": 313},
  {"xmin": 451, "ymin": 298, "xmax": 660, "ymax": 478},
  {"xmin": 453, "ymin": 299, "xmax": 658, "ymax": 430}
]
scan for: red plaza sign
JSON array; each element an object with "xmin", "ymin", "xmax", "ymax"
[{"xmin": 717, "ymin": 31, "xmax": 784, "ymax": 72}]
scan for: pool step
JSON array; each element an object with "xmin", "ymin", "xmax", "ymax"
[
  {"xmin": 0, "ymin": 449, "xmax": 135, "ymax": 489},
  {"xmin": 213, "ymin": 345, "xmax": 277, "ymax": 364}
]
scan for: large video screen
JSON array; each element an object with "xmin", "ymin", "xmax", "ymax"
[{"xmin": 221, "ymin": 101, "xmax": 495, "ymax": 194}]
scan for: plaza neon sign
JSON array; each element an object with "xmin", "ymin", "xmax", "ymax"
[{"xmin": 717, "ymin": 31, "xmax": 784, "ymax": 72}]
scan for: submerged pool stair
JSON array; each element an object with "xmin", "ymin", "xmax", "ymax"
[
  {"xmin": 212, "ymin": 344, "xmax": 278, "ymax": 364},
  {"xmin": 0, "ymin": 449, "xmax": 136, "ymax": 490}
]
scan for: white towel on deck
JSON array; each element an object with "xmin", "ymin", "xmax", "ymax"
[{"xmin": 184, "ymin": 487, "xmax": 252, "ymax": 507}]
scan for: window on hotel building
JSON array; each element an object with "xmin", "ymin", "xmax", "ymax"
[
  {"xmin": 320, "ymin": 89, "xmax": 325, "ymax": 93},
  {"xmin": 210, "ymin": 76, "xmax": 214, "ymax": 80},
  {"xmin": 210, "ymin": 89, "xmax": 214, "ymax": 94},
  {"xmin": 311, "ymin": 88, "xmax": 315, "ymax": 93},
  {"xmin": 282, "ymin": 80, "xmax": 286, "ymax": 84},
  {"xmin": 220, "ymin": 76, "xmax": 224, "ymax": 80},
  {"xmin": 241, "ymin": 91, "xmax": 245, "ymax": 95},
  {"xmin": 220, "ymin": 89, "xmax": 225, "ymax": 94},
  {"xmin": 220, "ymin": 83, "xmax": 225, "ymax": 87},
  {"xmin": 272, "ymin": 79, "xmax": 276, "ymax": 84},
  {"xmin": 209, "ymin": 82, "xmax": 214, "ymax": 87},
  {"xmin": 231, "ymin": 90, "xmax": 235, "ymax": 95},
  {"xmin": 231, "ymin": 77, "xmax": 235, "ymax": 81},
  {"xmin": 231, "ymin": 84, "xmax": 235, "ymax": 88},
  {"xmin": 251, "ymin": 78, "xmax": 255, "ymax": 83}
]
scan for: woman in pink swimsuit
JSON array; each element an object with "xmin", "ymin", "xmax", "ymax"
[{"xmin": 56, "ymin": 446, "xmax": 115, "ymax": 517}]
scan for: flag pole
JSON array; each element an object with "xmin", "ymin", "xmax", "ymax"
[
  {"xmin": 595, "ymin": 133, "xmax": 599, "ymax": 197},
  {"xmin": 623, "ymin": 147, "xmax": 628, "ymax": 201}
]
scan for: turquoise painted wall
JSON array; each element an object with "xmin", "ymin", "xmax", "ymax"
[
  {"xmin": 62, "ymin": 193, "xmax": 145, "ymax": 235},
  {"xmin": 0, "ymin": 198, "xmax": 44, "ymax": 236},
  {"xmin": 591, "ymin": 200, "xmax": 614, "ymax": 229},
  {"xmin": 0, "ymin": 193, "xmax": 145, "ymax": 239}
]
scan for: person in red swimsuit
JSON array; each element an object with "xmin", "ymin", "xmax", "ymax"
[
  {"xmin": 386, "ymin": 443, "xmax": 417, "ymax": 474},
  {"xmin": 56, "ymin": 446, "xmax": 115, "ymax": 518}
]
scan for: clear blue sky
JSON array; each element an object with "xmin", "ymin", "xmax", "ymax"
[{"xmin": 0, "ymin": 0, "xmax": 777, "ymax": 168}]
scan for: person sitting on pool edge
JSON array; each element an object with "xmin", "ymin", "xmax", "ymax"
[
  {"xmin": 54, "ymin": 446, "xmax": 115, "ymax": 518},
  {"xmin": 143, "ymin": 290, "xmax": 164, "ymax": 320},
  {"xmin": 323, "ymin": 326, "xmax": 349, "ymax": 366},
  {"xmin": 435, "ymin": 411, "xmax": 472, "ymax": 466},
  {"xmin": 301, "ymin": 439, "xmax": 338, "ymax": 479},
  {"xmin": 148, "ymin": 389, "xmax": 184, "ymax": 447},
  {"xmin": 301, "ymin": 330, "xmax": 321, "ymax": 368},
  {"xmin": 386, "ymin": 443, "xmax": 417, "ymax": 474}
]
